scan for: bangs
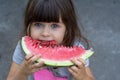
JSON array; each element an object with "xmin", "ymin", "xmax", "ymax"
[{"xmin": 29, "ymin": 0, "xmax": 60, "ymax": 23}]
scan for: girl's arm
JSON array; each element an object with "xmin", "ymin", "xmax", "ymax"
[
  {"xmin": 7, "ymin": 54, "xmax": 45, "ymax": 80},
  {"xmin": 83, "ymin": 67, "xmax": 95, "ymax": 80},
  {"xmin": 69, "ymin": 58, "xmax": 95, "ymax": 80},
  {"xmin": 7, "ymin": 62, "xmax": 28, "ymax": 80}
]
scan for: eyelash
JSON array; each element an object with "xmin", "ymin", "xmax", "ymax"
[
  {"xmin": 33, "ymin": 23, "xmax": 43, "ymax": 28},
  {"xmin": 33, "ymin": 22, "xmax": 60, "ymax": 29},
  {"xmin": 51, "ymin": 24, "xmax": 59, "ymax": 29}
]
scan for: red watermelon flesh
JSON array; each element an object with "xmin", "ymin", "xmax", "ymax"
[{"xmin": 21, "ymin": 36, "xmax": 94, "ymax": 66}]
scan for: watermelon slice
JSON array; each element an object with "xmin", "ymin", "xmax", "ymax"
[{"xmin": 21, "ymin": 36, "xmax": 94, "ymax": 66}]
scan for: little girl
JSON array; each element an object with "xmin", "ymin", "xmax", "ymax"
[{"xmin": 7, "ymin": 0, "xmax": 95, "ymax": 80}]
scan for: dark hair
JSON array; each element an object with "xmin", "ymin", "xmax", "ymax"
[{"xmin": 23, "ymin": 0, "xmax": 90, "ymax": 49}]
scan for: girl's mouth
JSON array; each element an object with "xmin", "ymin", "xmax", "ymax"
[{"xmin": 36, "ymin": 39, "xmax": 58, "ymax": 47}]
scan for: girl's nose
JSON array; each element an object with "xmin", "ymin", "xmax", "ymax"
[{"xmin": 41, "ymin": 28, "xmax": 50, "ymax": 37}]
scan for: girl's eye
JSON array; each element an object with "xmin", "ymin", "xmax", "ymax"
[
  {"xmin": 51, "ymin": 24, "xmax": 59, "ymax": 29},
  {"xmin": 33, "ymin": 23, "xmax": 43, "ymax": 28}
]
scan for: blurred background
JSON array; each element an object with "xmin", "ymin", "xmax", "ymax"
[{"xmin": 0, "ymin": 0, "xmax": 120, "ymax": 80}]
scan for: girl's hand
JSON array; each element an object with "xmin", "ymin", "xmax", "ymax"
[
  {"xmin": 19, "ymin": 54, "xmax": 46, "ymax": 76},
  {"xmin": 68, "ymin": 58, "xmax": 88, "ymax": 80}
]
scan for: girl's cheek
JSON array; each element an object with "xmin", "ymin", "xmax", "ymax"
[
  {"xmin": 30, "ymin": 27, "xmax": 39, "ymax": 39},
  {"xmin": 56, "ymin": 37, "xmax": 64, "ymax": 45},
  {"xmin": 30, "ymin": 31, "xmax": 39, "ymax": 39}
]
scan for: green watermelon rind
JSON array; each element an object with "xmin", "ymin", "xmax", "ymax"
[
  {"xmin": 37, "ymin": 50, "xmax": 94, "ymax": 66},
  {"xmin": 21, "ymin": 37, "xmax": 94, "ymax": 66},
  {"xmin": 21, "ymin": 37, "xmax": 31, "ymax": 55}
]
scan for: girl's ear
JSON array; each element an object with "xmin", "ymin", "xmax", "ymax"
[
  {"xmin": 65, "ymin": 30, "xmax": 68, "ymax": 36},
  {"xmin": 27, "ymin": 23, "xmax": 31, "ymax": 36},
  {"xmin": 65, "ymin": 31, "xmax": 67, "ymax": 35}
]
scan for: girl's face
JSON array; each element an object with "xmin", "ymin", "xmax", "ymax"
[{"xmin": 30, "ymin": 19, "xmax": 66, "ymax": 44}]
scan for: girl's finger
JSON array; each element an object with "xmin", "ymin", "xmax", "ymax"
[
  {"xmin": 28, "ymin": 54, "xmax": 40, "ymax": 64},
  {"xmin": 68, "ymin": 67, "xmax": 77, "ymax": 78},
  {"xmin": 31, "ymin": 63, "xmax": 47, "ymax": 73},
  {"xmin": 78, "ymin": 58, "xmax": 86, "ymax": 65},
  {"xmin": 69, "ymin": 65, "xmax": 78, "ymax": 73},
  {"xmin": 71, "ymin": 58, "xmax": 85, "ymax": 69},
  {"xmin": 25, "ymin": 54, "xmax": 34, "ymax": 61},
  {"xmin": 31, "ymin": 67, "xmax": 46, "ymax": 73},
  {"xmin": 77, "ymin": 59, "xmax": 85, "ymax": 68},
  {"xmin": 31, "ymin": 61, "xmax": 45, "ymax": 69}
]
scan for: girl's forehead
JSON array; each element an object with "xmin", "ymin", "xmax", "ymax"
[{"xmin": 32, "ymin": 16, "xmax": 63, "ymax": 23}]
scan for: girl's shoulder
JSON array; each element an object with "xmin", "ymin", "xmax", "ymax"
[
  {"xmin": 73, "ymin": 40, "xmax": 90, "ymax": 67},
  {"xmin": 12, "ymin": 41, "xmax": 25, "ymax": 64},
  {"xmin": 73, "ymin": 40, "xmax": 85, "ymax": 48}
]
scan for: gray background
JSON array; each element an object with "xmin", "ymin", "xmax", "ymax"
[{"xmin": 0, "ymin": 0, "xmax": 120, "ymax": 80}]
